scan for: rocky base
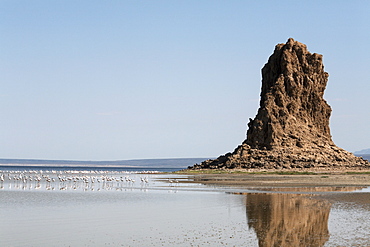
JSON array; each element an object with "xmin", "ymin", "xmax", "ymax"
[{"xmin": 189, "ymin": 143, "xmax": 370, "ymax": 171}]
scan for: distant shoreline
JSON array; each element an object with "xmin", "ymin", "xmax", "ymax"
[
  {"xmin": 0, "ymin": 164, "xmax": 178, "ymax": 169},
  {"xmin": 0, "ymin": 157, "xmax": 209, "ymax": 169},
  {"xmin": 1, "ymin": 155, "xmax": 368, "ymax": 170}
]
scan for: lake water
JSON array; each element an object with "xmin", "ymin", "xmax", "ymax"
[{"xmin": 0, "ymin": 167, "xmax": 369, "ymax": 246}]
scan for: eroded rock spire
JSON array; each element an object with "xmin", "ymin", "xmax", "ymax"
[
  {"xmin": 246, "ymin": 38, "xmax": 332, "ymax": 150},
  {"xmin": 190, "ymin": 38, "xmax": 369, "ymax": 171}
]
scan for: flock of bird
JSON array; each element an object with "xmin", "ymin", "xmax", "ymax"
[
  {"xmin": 0, "ymin": 169, "xmax": 155, "ymax": 192},
  {"xmin": 0, "ymin": 169, "xmax": 183, "ymax": 192}
]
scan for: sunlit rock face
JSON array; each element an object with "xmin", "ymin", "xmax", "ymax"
[
  {"xmin": 245, "ymin": 193, "xmax": 330, "ymax": 247},
  {"xmin": 189, "ymin": 38, "xmax": 370, "ymax": 170}
]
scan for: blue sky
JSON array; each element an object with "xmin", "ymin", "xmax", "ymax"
[{"xmin": 1, "ymin": 1, "xmax": 369, "ymax": 160}]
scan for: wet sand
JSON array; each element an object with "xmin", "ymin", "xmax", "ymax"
[
  {"xmin": 175, "ymin": 172, "xmax": 370, "ymax": 211},
  {"xmin": 178, "ymin": 172, "xmax": 370, "ymax": 188}
]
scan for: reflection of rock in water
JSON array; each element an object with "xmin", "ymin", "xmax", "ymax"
[{"xmin": 246, "ymin": 193, "xmax": 331, "ymax": 247}]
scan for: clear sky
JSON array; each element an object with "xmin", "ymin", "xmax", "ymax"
[{"xmin": 1, "ymin": 1, "xmax": 369, "ymax": 160}]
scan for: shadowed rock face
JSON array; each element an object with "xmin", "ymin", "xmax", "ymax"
[{"xmin": 190, "ymin": 38, "xmax": 370, "ymax": 170}]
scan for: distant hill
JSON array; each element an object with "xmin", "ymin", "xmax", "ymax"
[
  {"xmin": 355, "ymin": 154, "xmax": 370, "ymax": 162},
  {"xmin": 353, "ymin": 148, "xmax": 370, "ymax": 162},
  {"xmin": 0, "ymin": 158, "xmax": 209, "ymax": 169},
  {"xmin": 354, "ymin": 148, "xmax": 370, "ymax": 155}
]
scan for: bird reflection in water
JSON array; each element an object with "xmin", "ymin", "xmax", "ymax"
[{"xmin": 245, "ymin": 193, "xmax": 331, "ymax": 247}]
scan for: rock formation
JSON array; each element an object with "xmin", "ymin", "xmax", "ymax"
[{"xmin": 189, "ymin": 38, "xmax": 369, "ymax": 170}]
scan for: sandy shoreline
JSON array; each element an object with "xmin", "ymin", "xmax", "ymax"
[
  {"xmin": 186, "ymin": 173, "xmax": 370, "ymax": 187},
  {"xmin": 172, "ymin": 171, "xmax": 370, "ymax": 208}
]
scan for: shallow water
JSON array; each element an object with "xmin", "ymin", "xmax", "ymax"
[{"xmin": 0, "ymin": 169, "xmax": 369, "ymax": 246}]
